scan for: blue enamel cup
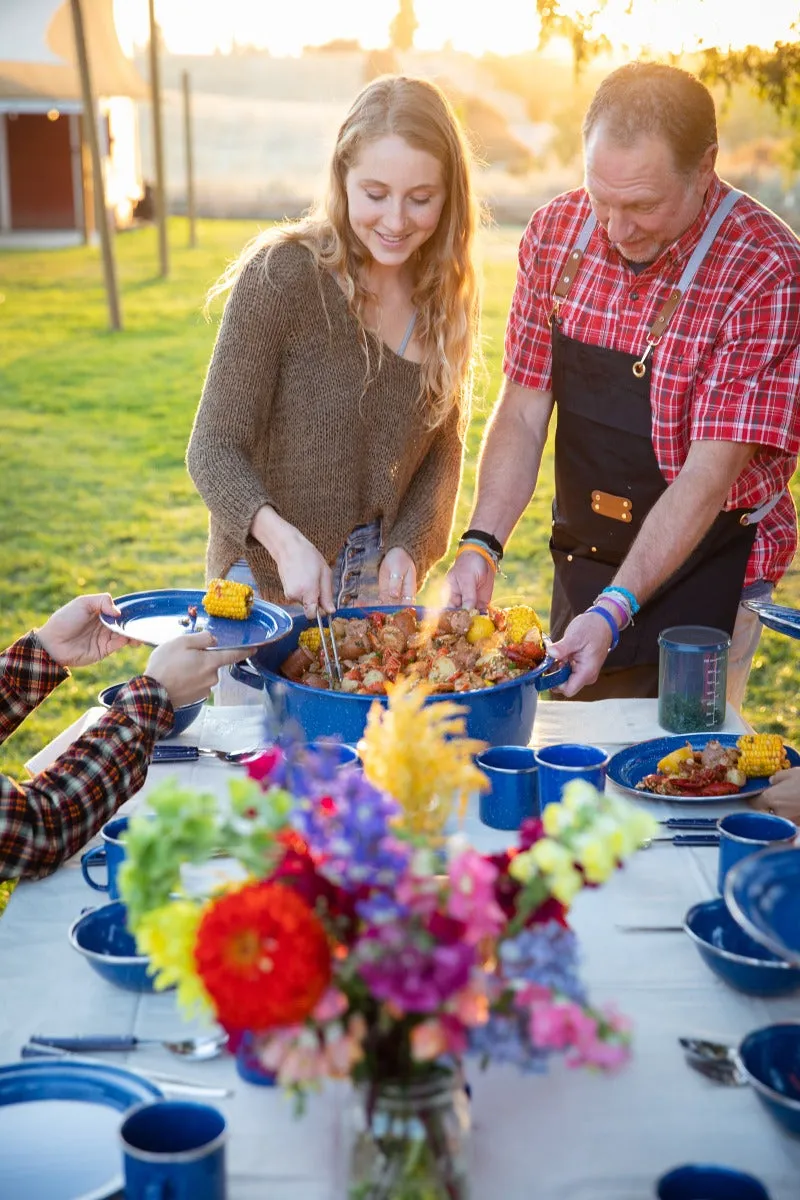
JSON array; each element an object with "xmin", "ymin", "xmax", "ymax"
[
  {"xmin": 534, "ymin": 743, "xmax": 609, "ymax": 807},
  {"xmin": 475, "ymin": 745, "xmax": 539, "ymax": 829},
  {"xmin": 80, "ymin": 815, "xmax": 129, "ymax": 900},
  {"xmin": 120, "ymin": 1099, "xmax": 227, "ymax": 1200},
  {"xmin": 716, "ymin": 811, "xmax": 796, "ymax": 895}
]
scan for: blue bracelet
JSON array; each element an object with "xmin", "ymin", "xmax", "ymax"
[
  {"xmin": 602, "ymin": 585, "xmax": 640, "ymax": 616},
  {"xmin": 587, "ymin": 604, "xmax": 620, "ymax": 650}
]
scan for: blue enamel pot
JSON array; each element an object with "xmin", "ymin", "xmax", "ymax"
[{"xmin": 231, "ymin": 605, "xmax": 569, "ymax": 747}]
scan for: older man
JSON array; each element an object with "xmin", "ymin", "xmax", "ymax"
[{"xmin": 448, "ymin": 61, "xmax": 800, "ymax": 703}]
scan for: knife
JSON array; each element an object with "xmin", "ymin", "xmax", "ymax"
[
  {"xmin": 152, "ymin": 745, "xmax": 256, "ymax": 764},
  {"xmin": 658, "ymin": 817, "xmax": 719, "ymax": 829},
  {"xmin": 20, "ymin": 1042, "xmax": 234, "ymax": 1098},
  {"xmin": 649, "ymin": 834, "xmax": 720, "ymax": 845}
]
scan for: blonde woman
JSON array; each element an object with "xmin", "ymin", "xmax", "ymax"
[{"xmin": 187, "ymin": 74, "xmax": 481, "ymax": 622}]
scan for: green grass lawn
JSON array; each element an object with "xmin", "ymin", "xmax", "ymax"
[{"xmin": 1, "ymin": 214, "xmax": 798, "ymax": 791}]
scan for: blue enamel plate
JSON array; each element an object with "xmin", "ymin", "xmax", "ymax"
[
  {"xmin": 100, "ymin": 588, "xmax": 293, "ymax": 653},
  {"xmin": 607, "ymin": 733, "xmax": 800, "ymax": 804},
  {"xmin": 743, "ymin": 600, "xmax": 800, "ymax": 640},
  {"xmin": 725, "ymin": 844, "xmax": 800, "ymax": 966},
  {"xmin": 0, "ymin": 1059, "xmax": 162, "ymax": 1200}
]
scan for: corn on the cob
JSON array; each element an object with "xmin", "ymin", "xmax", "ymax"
[
  {"xmin": 736, "ymin": 733, "xmax": 789, "ymax": 777},
  {"xmin": 202, "ymin": 578, "xmax": 254, "ymax": 620},
  {"xmin": 298, "ymin": 627, "xmax": 321, "ymax": 653},
  {"xmin": 503, "ymin": 604, "xmax": 543, "ymax": 644}
]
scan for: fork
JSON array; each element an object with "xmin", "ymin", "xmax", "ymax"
[{"xmin": 316, "ymin": 610, "xmax": 343, "ymax": 688}]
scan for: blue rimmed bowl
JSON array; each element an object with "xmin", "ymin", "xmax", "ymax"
[
  {"xmin": 233, "ymin": 605, "xmax": 570, "ymax": 747},
  {"xmin": 737, "ymin": 1022, "xmax": 800, "ymax": 1138},
  {"xmin": 98, "ymin": 682, "xmax": 205, "ymax": 740},
  {"xmin": 683, "ymin": 897, "xmax": 800, "ymax": 996},
  {"xmin": 69, "ymin": 901, "xmax": 163, "ymax": 993}
]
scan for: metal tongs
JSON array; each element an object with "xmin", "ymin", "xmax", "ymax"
[{"xmin": 316, "ymin": 610, "xmax": 343, "ymax": 689}]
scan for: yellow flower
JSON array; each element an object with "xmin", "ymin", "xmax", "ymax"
[
  {"xmin": 135, "ymin": 902, "xmax": 214, "ymax": 1018},
  {"xmin": 528, "ymin": 838, "xmax": 574, "ymax": 875},
  {"xmin": 542, "ymin": 802, "xmax": 571, "ymax": 837},
  {"xmin": 358, "ymin": 677, "xmax": 488, "ymax": 840},
  {"xmin": 576, "ymin": 836, "xmax": 616, "ymax": 884},
  {"xmin": 549, "ymin": 865, "xmax": 584, "ymax": 905}
]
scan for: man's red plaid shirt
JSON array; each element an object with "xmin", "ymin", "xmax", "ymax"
[
  {"xmin": 0, "ymin": 633, "xmax": 172, "ymax": 880},
  {"xmin": 503, "ymin": 176, "xmax": 800, "ymax": 586}
]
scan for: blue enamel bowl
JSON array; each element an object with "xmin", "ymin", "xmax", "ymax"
[
  {"xmin": 656, "ymin": 1163, "xmax": 771, "ymax": 1199},
  {"xmin": 737, "ymin": 1023, "xmax": 800, "ymax": 1138},
  {"xmin": 69, "ymin": 901, "xmax": 161, "ymax": 993},
  {"xmin": 98, "ymin": 682, "xmax": 205, "ymax": 739},
  {"xmin": 233, "ymin": 605, "xmax": 570, "ymax": 747},
  {"xmin": 684, "ymin": 898, "xmax": 800, "ymax": 996}
]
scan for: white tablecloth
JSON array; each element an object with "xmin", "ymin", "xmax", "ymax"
[{"xmin": 4, "ymin": 701, "xmax": 800, "ymax": 1199}]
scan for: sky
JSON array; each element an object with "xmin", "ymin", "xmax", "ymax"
[{"xmin": 114, "ymin": 0, "xmax": 800, "ymax": 59}]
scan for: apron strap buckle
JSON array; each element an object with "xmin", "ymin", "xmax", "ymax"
[{"xmin": 632, "ymin": 335, "xmax": 661, "ymax": 379}]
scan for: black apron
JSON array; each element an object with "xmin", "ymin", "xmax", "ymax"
[{"xmin": 548, "ymin": 321, "xmax": 758, "ymax": 670}]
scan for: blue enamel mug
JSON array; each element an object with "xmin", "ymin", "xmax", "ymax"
[
  {"xmin": 120, "ymin": 1099, "xmax": 227, "ymax": 1200},
  {"xmin": 80, "ymin": 815, "xmax": 129, "ymax": 900},
  {"xmin": 716, "ymin": 811, "xmax": 796, "ymax": 895},
  {"xmin": 534, "ymin": 743, "xmax": 609, "ymax": 807},
  {"xmin": 475, "ymin": 745, "xmax": 539, "ymax": 829}
]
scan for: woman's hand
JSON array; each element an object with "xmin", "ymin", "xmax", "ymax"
[
  {"xmin": 251, "ymin": 506, "xmax": 334, "ymax": 617},
  {"xmin": 37, "ymin": 593, "xmax": 139, "ymax": 667},
  {"xmin": 378, "ymin": 547, "xmax": 417, "ymax": 604},
  {"xmin": 750, "ymin": 766, "xmax": 800, "ymax": 825}
]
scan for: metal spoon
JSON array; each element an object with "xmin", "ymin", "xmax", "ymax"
[
  {"xmin": 27, "ymin": 1032, "xmax": 228, "ymax": 1061},
  {"xmin": 679, "ymin": 1036, "xmax": 748, "ymax": 1087}
]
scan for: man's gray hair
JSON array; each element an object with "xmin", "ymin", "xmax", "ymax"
[{"xmin": 583, "ymin": 61, "xmax": 718, "ymax": 174}]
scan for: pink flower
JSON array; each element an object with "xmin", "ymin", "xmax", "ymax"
[
  {"xmin": 411, "ymin": 1018, "xmax": 449, "ymax": 1062},
  {"xmin": 245, "ymin": 748, "xmax": 281, "ymax": 784},
  {"xmin": 312, "ymin": 987, "xmax": 348, "ymax": 1022},
  {"xmin": 449, "ymin": 979, "xmax": 490, "ymax": 1027},
  {"xmin": 447, "ymin": 850, "xmax": 506, "ymax": 945}
]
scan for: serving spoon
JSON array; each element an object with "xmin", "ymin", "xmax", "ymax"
[{"xmin": 27, "ymin": 1032, "xmax": 228, "ymax": 1061}]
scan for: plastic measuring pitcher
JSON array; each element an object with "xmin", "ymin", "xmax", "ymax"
[{"xmin": 657, "ymin": 625, "xmax": 731, "ymax": 733}]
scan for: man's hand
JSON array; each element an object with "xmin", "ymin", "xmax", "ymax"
[
  {"xmin": 444, "ymin": 550, "xmax": 496, "ymax": 610},
  {"xmin": 750, "ymin": 766, "xmax": 800, "ymax": 825},
  {"xmin": 379, "ymin": 547, "xmax": 417, "ymax": 604},
  {"xmin": 37, "ymin": 593, "xmax": 138, "ymax": 667},
  {"xmin": 547, "ymin": 610, "xmax": 615, "ymax": 697},
  {"xmin": 144, "ymin": 631, "xmax": 252, "ymax": 708}
]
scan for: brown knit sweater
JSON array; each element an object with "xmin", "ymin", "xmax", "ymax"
[{"xmin": 186, "ymin": 242, "xmax": 465, "ymax": 603}]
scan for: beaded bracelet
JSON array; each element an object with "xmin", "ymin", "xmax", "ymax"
[
  {"xmin": 460, "ymin": 528, "xmax": 504, "ymax": 561},
  {"xmin": 593, "ymin": 593, "xmax": 631, "ymax": 630},
  {"xmin": 459, "ymin": 537, "xmax": 499, "ymax": 565},
  {"xmin": 455, "ymin": 542, "xmax": 498, "ymax": 573},
  {"xmin": 602, "ymin": 584, "xmax": 640, "ymax": 615},
  {"xmin": 586, "ymin": 604, "xmax": 620, "ymax": 651}
]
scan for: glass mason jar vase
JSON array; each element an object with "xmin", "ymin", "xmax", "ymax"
[{"xmin": 347, "ymin": 1068, "xmax": 471, "ymax": 1200}]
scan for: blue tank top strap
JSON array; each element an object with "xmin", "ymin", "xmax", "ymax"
[{"xmin": 396, "ymin": 311, "xmax": 417, "ymax": 358}]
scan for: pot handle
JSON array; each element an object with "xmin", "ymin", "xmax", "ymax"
[
  {"xmin": 534, "ymin": 656, "xmax": 571, "ymax": 693},
  {"xmin": 230, "ymin": 660, "xmax": 266, "ymax": 690}
]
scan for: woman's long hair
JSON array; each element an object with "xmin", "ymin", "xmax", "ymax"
[{"xmin": 206, "ymin": 74, "xmax": 482, "ymax": 437}]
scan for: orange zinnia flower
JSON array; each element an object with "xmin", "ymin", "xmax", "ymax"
[{"xmin": 194, "ymin": 881, "xmax": 331, "ymax": 1031}]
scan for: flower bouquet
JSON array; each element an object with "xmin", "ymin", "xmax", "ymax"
[{"xmin": 120, "ymin": 679, "xmax": 657, "ymax": 1200}]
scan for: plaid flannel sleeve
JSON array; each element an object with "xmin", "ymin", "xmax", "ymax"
[
  {"xmin": 0, "ymin": 642, "xmax": 173, "ymax": 880},
  {"xmin": 0, "ymin": 632, "xmax": 69, "ymax": 746}
]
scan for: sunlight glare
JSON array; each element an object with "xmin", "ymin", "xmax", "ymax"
[{"xmin": 114, "ymin": 0, "xmax": 799, "ymax": 58}]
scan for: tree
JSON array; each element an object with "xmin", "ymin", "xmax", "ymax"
[
  {"xmin": 389, "ymin": 0, "xmax": 418, "ymax": 53},
  {"xmin": 535, "ymin": 1, "xmax": 800, "ymax": 158}
]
